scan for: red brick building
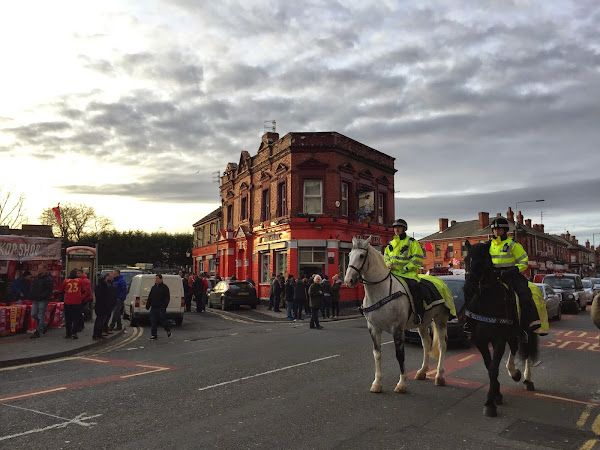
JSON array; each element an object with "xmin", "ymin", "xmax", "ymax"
[
  {"xmin": 418, "ymin": 208, "xmax": 595, "ymax": 278},
  {"xmin": 192, "ymin": 131, "xmax": 396, "ymax": 301}
]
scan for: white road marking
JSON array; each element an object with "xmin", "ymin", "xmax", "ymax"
[
  {"xmin": 198, "ymin": 355, "xmax": 340, "ymax": 392},
  {"xmin": 0, "ymin": 410, "xmax": 102, "ymax": 441},
  {"xmin": 120, "ymin": 365, "xmax": 170, "ymax": 379}
]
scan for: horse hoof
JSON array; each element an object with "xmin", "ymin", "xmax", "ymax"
[
  {"xmin": 484, "ymin": 406, "xmax": 498, "ymax": 417},
  {"xmin": 394, "ymin": 385, "xmax": 407, "ymax": 393},
  {"xmin": 495, "ymin": 394, "xmax": 503, "ymax": 405},
  {"xmin": 370, "ymin": 385, "xmax": 383, "ymax": 393},
  {"xmin": 511, "ymin": 369, "xmax": 522, "ymax": 382},
  {"xmin": 415, "ymin": 371, "xmax": 427, "ymax": 380},
  {"xmin": 435, "ymin": 377, "xmax": 446, "ymax": 386},
  {"xmin": 523, "ymin": 380, "xmax": 535, "ymax": 391}
]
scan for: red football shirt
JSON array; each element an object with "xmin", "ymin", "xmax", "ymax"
[{"xmin": 61, "ymin": 278, "xmax": 83, "ymax": 305}]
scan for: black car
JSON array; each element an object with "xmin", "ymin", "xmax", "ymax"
[
  {"xmin": 405, "ymin": 275, "xmax": 470, "ymax": 347},
  {"xmin": 207, "ymin": 280, "xmax": 258, "ymax": 310}
]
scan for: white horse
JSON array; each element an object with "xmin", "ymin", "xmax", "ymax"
[{"xmin": 344, "ymin": 236, "xmax": 450, "ymax": 393}]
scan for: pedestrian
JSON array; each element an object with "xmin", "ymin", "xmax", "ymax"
[
  {"xmin": 308, "ymin": 275, "xmax": 324, "ymax": 329},
  {"xmin": 285, "ymin": 274, "xmax": 295, "ymax": 320},
  {"xmin": 321, "ymin": 275, "xmax": 332, "ymax": 318},
  {"xmin": 270, "ymin": 274, "xmax": 282, "ymax": 312},
  {"xmin": 278, "ymin": 273, "xmax": 286, "ymax": 309},
  {"xmin": 60, "ymin": 270, "xmax": 82, "ymax": 339},
  {"xmin": 93, "ymin": 273, "xmax": 113, "ymax": 340},
  {"xmin": 146, "ymin": 274, "xmax": 172, "ymax": 340},
  {"xmin": 268, "ymin": 273, "xmax": 276, "ymax": 310},
  {"xmin": 30, "ymin": 263, "xmax": 54, "ymax": 338},
  {"xmin": 109, "ymin": 269, "xmax": 127, "ymax": 331},
  {"xmin": 11, "ymin": 270, "xmax": 33, "ymax": 303},
  {"xmin": 76, "ymin": 269, "xmax": 93, "ymax": 332},
  {"xmin": 293, "ymin": 276, "xmax": 307, "ymax": 321},
  {"xmin": 183, "ymin": 274, "xmax": 192, "ymax": 312},
  {"xmin": 230, "ymin": 274, "xmax": 237, "ymax": 281},
  {"xmin": 192, "ymin": 273, "xmax": 206, "ymax": 312},
  {"xmin": 331, "ymin": 274, "xmax": 342, "ymax": 319}
]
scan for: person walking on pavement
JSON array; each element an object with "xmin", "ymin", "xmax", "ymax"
[
  {"xmin": 76, "ymin": 269, "xmax": 92, "ymax": 332},
  {"xmin": 320, "ymin": 275, "xmax": 332, "ymax": 319},
  {"xmin": 30, "ymin": 263, "xmax": 54, "ymax": 338},
  {"xmin": 285, "ymin": 274, "xmax": 295, "ymax": 320},
  {"xmin": 146, "ymin": 274, "xmax": 172, "ymax": 340},
  {"xmin": 183, "ymin": 273, "xmax": 192, "ymax": 312},
  {"xmin": 93, "ymin": 273, "xmax": 113, "ymax": 340},
  {"xmin": 331, "ymin": 274, "xmax": 342, "ymax": 319},
  {"xmin": 192, "ymin": 273, "xmax": 206, "ymax": 313},
  {"xmin": 61, "ymin": 270, "xmax": 83, "ymax": 339},
  {"xmin": 270, "ymin": 274, "xmax": 282, "ymax": 312},
  {"xmin": 293, "ymin": 276, "xmax": 307, "ymax": 321},
  {"xmin": 109, "ymin": 269, "xmax": 127, "ymax": 331},
  {"xmin": 308, "ymin": 275, "xmax": 324, "ymax": 329}
]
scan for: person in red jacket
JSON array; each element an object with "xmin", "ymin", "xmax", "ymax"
[
  {"xmin": 76, "ymin": 269, "xmax": 93, "ymax": 332},
  {"xmin": 61, "ymin": 270, "xmax": 83, "ymax": 339}
]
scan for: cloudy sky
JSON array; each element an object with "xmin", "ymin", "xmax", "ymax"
[{"xmin": 1, "ymin": 1, "xmax": 599, "ymax": 247}]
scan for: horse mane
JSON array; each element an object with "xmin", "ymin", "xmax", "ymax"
[{"xmin": 353, "ymin": 238, "xmax": 386, "ymax": 267}]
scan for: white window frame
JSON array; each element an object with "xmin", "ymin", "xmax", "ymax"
[{"xmin": 303, "ymin": 180, "xmax": 322, "ymax": 214}]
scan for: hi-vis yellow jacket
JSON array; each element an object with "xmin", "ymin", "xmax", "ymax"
[
  {"xmin": 384, "ymin": 235, "xmax": 423, "ymax": 281},
  {"xmin": 489, "ymin": 236, "xmax": 529, "ymax": 273}
]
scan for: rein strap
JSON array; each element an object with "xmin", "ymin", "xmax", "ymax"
[
  {"xmin": 361, "ymin": 290, "xmax": 404, "ymax": 313},
  {"xmin": 465, "ymin": 310, "xmax": 514, "ymax": 325}
]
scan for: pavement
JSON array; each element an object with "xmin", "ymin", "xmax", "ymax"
[{"xmin": 0, "ymin": 300, "xmax": 363, "ymax": 368}]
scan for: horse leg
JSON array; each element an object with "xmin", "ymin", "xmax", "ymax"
[
  {"xmin": 483, "ymin": 340, "xmax": 507, "ymax": 417},
  {"xmin": 506, "ymin": 337, "xmax": 522, "ymax": 383},
  {"xmin": 433, "ymin": 319, "xmax": 448, "ymax": 386},
  {"xmin": 523, "ymin": 357, "xmax": 535, "ymax": 391},
  {"xmin": 415, "ymin": 323, "xmax": 432, "ymax": 380},
  {"xmin": 392, "ymin": 327, "xmax": 408, "ymax": 393},
  {"xmin": 368, "ymin": 322, "xmax": 383, "ymax": 393}
]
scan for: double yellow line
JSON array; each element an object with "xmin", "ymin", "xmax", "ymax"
[
  {"xmin": 578, "ymin": 404, "xmax": 600, "ymax": 449},
  {"xmin": 94, "ymin": 326, "xmax": 143, "ymax": 355}
]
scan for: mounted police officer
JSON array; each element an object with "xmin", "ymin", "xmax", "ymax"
[
  {"xmin": 384, "ymin": 219, "xmax": 425, "ymax": 324},
  {"xmin": 489, "ymin": 217, "xmax": 540, "ymax": 332}
]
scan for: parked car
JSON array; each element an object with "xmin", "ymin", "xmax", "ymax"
[
  {"xmin": 543, "ymin": 273, "xmax": 587, "ymax": 313},
  {"xmin": 207, "ymin": 280, "xmax": 258, "ymax": 310},
  {"xmin": 534, "ymin": 283, "xmax": 562, "ymax": 321},
  {"xmin": 123, "ymin": 274, "xmax": 185, "ymax": 326},
  {"xmin": 405, "ymin": 275, "xmax": 470, "ymax": 347},
  {"xmin": 582, "ymin": 279, "xmax": 595, "ymax": 305},
  {"xmin": 584, "ymin": 277, "xmax": 600, "ymax": 298},
  {"xmin": 99, "ymin": 268, "xmax": 145, "ymax": 288}
]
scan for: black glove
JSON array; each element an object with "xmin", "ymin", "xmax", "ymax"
[
  {"xmin": 145, "ymin": 303, "xmax": 151, "ymax": 310},
  {"xmin": 500, "ymin": 266, "xmax": 519, "ymax": 281}
]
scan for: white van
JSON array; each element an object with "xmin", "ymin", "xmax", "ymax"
[{"xmin": 124, "ymin": 274, "xmax": 185, "ymax": 327}]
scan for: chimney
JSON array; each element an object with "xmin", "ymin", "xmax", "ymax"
[
  {"xmin": 262, "ymin": 132, "xmax": 279, "ymax": 145},
  {"xmin": 439, "ymin": 218, "xmax": 449, "ymax": 232},
  {"xmin": 540, "ymin": 224, "xmax": 544, "ymax": 233},
  {"xmin": 496, "ymin": 213, "xmax": 501, "ymax": 217},
  {"xmin": 586, "ymin": 240, "xmax": 590, "ymax": 249},
  {"xmin": 450, "ymin": 220, "xmax": 457, "ymax": 227},
  {"xmin": 478, "ymin": 212, "xmax": 489, "ymax": 230},
  {"xmin": 507, "ymin": 207, "xmax": 514, "ymax": 222},
  {"xmin": 525, "ymin": 219, "xmax": 532, "ymax": 228},
  {"xmin": 517, "ymin": 211, "xmax": 524, "ymax": 225},
  {"xmin": 566, "ymin": 231, "xmax": 570, "ymax": 241}
]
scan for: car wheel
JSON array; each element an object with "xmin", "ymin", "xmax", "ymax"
[
  {"xmin": 175, "ymin": 316, "xmax": 183, "ymax": 327},
  {"xmin": 129, "ymin": 307, "xmax": 137, "ymax": 327},
  {"xmin": 221, "ymin": 297, "xmax": 226, "ymax": 311}
]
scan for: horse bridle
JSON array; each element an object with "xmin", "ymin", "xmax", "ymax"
[{"xmin": 347, "ymin": 248, "xmax": 391, "ymax": 285}]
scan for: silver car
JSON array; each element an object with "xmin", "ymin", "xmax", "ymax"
[
  {"xmin": 582, "ymin": 279, "xmax": 595, "ymax": 305},
  {"xmin": 534, "ymin": 283, "xmax": 562, "ymax": 321}
]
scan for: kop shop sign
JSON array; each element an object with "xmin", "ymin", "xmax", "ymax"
[
  {"xmin": 356, "ymin": 234, "xmax": 382, "ymax": 245},
  {"xmin": 0, "ymin": 236, "xmax": 61, "ymax": 261}
]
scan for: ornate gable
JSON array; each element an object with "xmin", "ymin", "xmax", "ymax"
[
  {"xmin": 296, "ymin": 158, "xmax": 328, "ymax": 169},
  {"xmin": 339, "ymin": 162, "xmax": 356, "ymax": 174},
  {"xmin": 226, "ymin": 190, "xmax": 234, "ymax": 199},
  {"xmin": 239, "ymin": 181, "xmax": 249, "ymax": 192},
  {"xmin": 359, "ymin": 169, "xmax": 374, "ymax": 179},
  {"xmin": 238, "ymin": 151, "xmax": 251, "ymax": 172},
  {"xmin": 275, "ymin": 163, "xmax": 288, "ymax": 173},
  {"xmin": 376, "ymin": 175, "xmax": 390, "ymax": 185},
  {"xmin": 259, "ymin": 171, "xmax": 272, "ymax": 182},
  {"xmin": 235, "ymin": 226, "xmax": 249, "ymax": 239}
]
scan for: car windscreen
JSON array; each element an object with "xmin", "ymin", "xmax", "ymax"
[
  {"xmin": 583, "ymin": 280, "xmax": 592, "ymax": 288},
  {"xmin": 443, "ymin": 280, "xmax": 465, "ymax": 311},
  {"xmin": 121, "ymin": 271, "xmax": 141, "ymax": 286},
  {"xmin": 544, "ymin": 277, "xmax": 575, "ymax": 289},
  {"xmin": 228, "ymin": 282, "xmax": 254, "ymax": 292}
]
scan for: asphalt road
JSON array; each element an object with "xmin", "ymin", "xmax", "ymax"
[{"xmin": 1, "ymin": 308, "xmax": 599, "ymax": 449}]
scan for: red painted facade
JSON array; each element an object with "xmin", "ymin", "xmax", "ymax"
[{"xmin": 192, "ymin": 131, "xmax": 397, "ymax": 301}]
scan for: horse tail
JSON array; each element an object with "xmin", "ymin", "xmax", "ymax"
[
  {"xmin": 428, "ymin": 324, "xmax": 440, "ymax": 360},
  {"xmin": 518, "ymin": 331, "xmax": 539, "ymax": 363}
]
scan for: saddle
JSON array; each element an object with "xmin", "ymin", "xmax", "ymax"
[{"xmin": 392, "ymin": 274, "xmax": 456, "ymax": 318}]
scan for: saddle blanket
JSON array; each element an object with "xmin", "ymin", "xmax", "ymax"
[
  {"xmin": 394, "ymin": 274, "xmax": 456, "ymax": 318},
  {"xmin": 500, "ymin": 281, "xmax": 548, "ymax": 335}
]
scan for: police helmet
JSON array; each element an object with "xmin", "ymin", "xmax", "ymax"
[
  {"xmin": 490, "ymin": 217, "xmax": 510, "ymax": 230},
  {"xmin": 392, "ymin": 219, "xmax": 408, "ymax": 229}
]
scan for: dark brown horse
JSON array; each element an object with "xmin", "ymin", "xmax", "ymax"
[{"xmin": 463, "ymin": 240, "xmax": 539, "ymax": 417}]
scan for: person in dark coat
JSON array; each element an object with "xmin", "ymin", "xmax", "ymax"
[
  {"xmin": 320, "ymin": 275, "xmax": 332, "ymax": 319},
  {"xmin": 11, "ymin": 270, "xmax": 32, "ymax": 302},
  {"xmin": 30, "ymin": 264, "xmax": 54, "ymax": 338},
  {"xmin": 308, "ymin": 275, "xmax": 324, "ymax": 330},
  {"xmin": 285, "ymin": 274, "xmax": 295, "ymax": 320},
  {"xmin": 146, "ymin": 274, "xmax": 171, "ymax": 340},
  {"xmin": 93, "ymin": 273, "xmax": 114, "ymax": 340},
  {"xmin": 293, "ymin": 277, "xmax": 307, "ymax": 321},
  {"xmin": 270, "ymin": 275, "xmax": 282, "ymax": 312},
  {"xmin": 330, "ymin": 274, "xmax": 342, "ymax": 319},
  {"xmin": 192, "ymin": 274, "xmax": 206, "ymax": 313},
  {"xmin": 183, "ymin": 274, "xmax": 192, "ymax": 312}
]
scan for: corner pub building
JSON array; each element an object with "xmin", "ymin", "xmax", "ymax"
[{"xmin": 192, "ymin": 131, "xmax": 397, "ymax": 302}]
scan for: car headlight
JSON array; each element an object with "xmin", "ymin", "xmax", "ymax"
[{"xmin": 566, "ymin": 294, "xmax": 574, "ymax": 299}]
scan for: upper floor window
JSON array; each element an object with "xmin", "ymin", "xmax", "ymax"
[
  {"xmin": 240, "ymin": 196, "xmax": 248, "ymax": 221},
  {"xmin": 435, "ymin": 244, "xmax": 441, "ymax": 258},
  {"xmin": 227, "ymin": 204, "xmax": 233, "ymax": 230},
  {"xmin": 377, "ymin": 192, "xmax": 384, "ymax": 224},
  {"xmin": 341, "ymin": 182, "xmax": 349, "ymax": 217},
  {"xmin": 461, "ymin": 241, "xmax": 467, "ymax": 256},
  {"xmin": 261, "ymin": 189, "xmax": 270, "ymax": 222},
  {"xmin": 447, "ymin": 243, "xmax": 454, "ymax": 258},
  {"xmin": 304, "ymin": 180, "xmax": 322, "ymax": 214},
  {"xmin": 277, "ymin": 182, "xmax": 286, "ymax": 217}
]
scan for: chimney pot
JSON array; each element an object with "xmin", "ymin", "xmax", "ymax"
[
  {"xmin": 525, "ymin": 219, "xmax": 532, "ymax": 228},
  {"xmin": 507, "ymin": 207, "xmax": 514, "ymax": 222},
  {"xmin": 517, "ymin": 211, "xmax": 524, "ymax": 225}
]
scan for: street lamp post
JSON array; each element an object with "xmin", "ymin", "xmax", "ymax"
[{"xmin": 514, "ymin": 199, "xmax": 545, "ymax": 243}]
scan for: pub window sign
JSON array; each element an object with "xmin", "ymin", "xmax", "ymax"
[{"xmin": 357, "ymin": 190, "xmax": 375, "ymax": 224}]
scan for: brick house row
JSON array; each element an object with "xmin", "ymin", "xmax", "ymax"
[
  {"xmin": 192, "ymin": 131, "xmax": 397, "ymax": 301},
  {"xmin": 420, "ymin": 208, "xmax": 597, "ymax": 277}
]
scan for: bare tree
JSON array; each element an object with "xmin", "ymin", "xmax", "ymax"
[
  {"xmin": 39, "ymin": 202, "xmax": 114, "ymax": 241},
  {"xmin": 0, "ymin": 188, "xmax": 27, "ymax": 228}
]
